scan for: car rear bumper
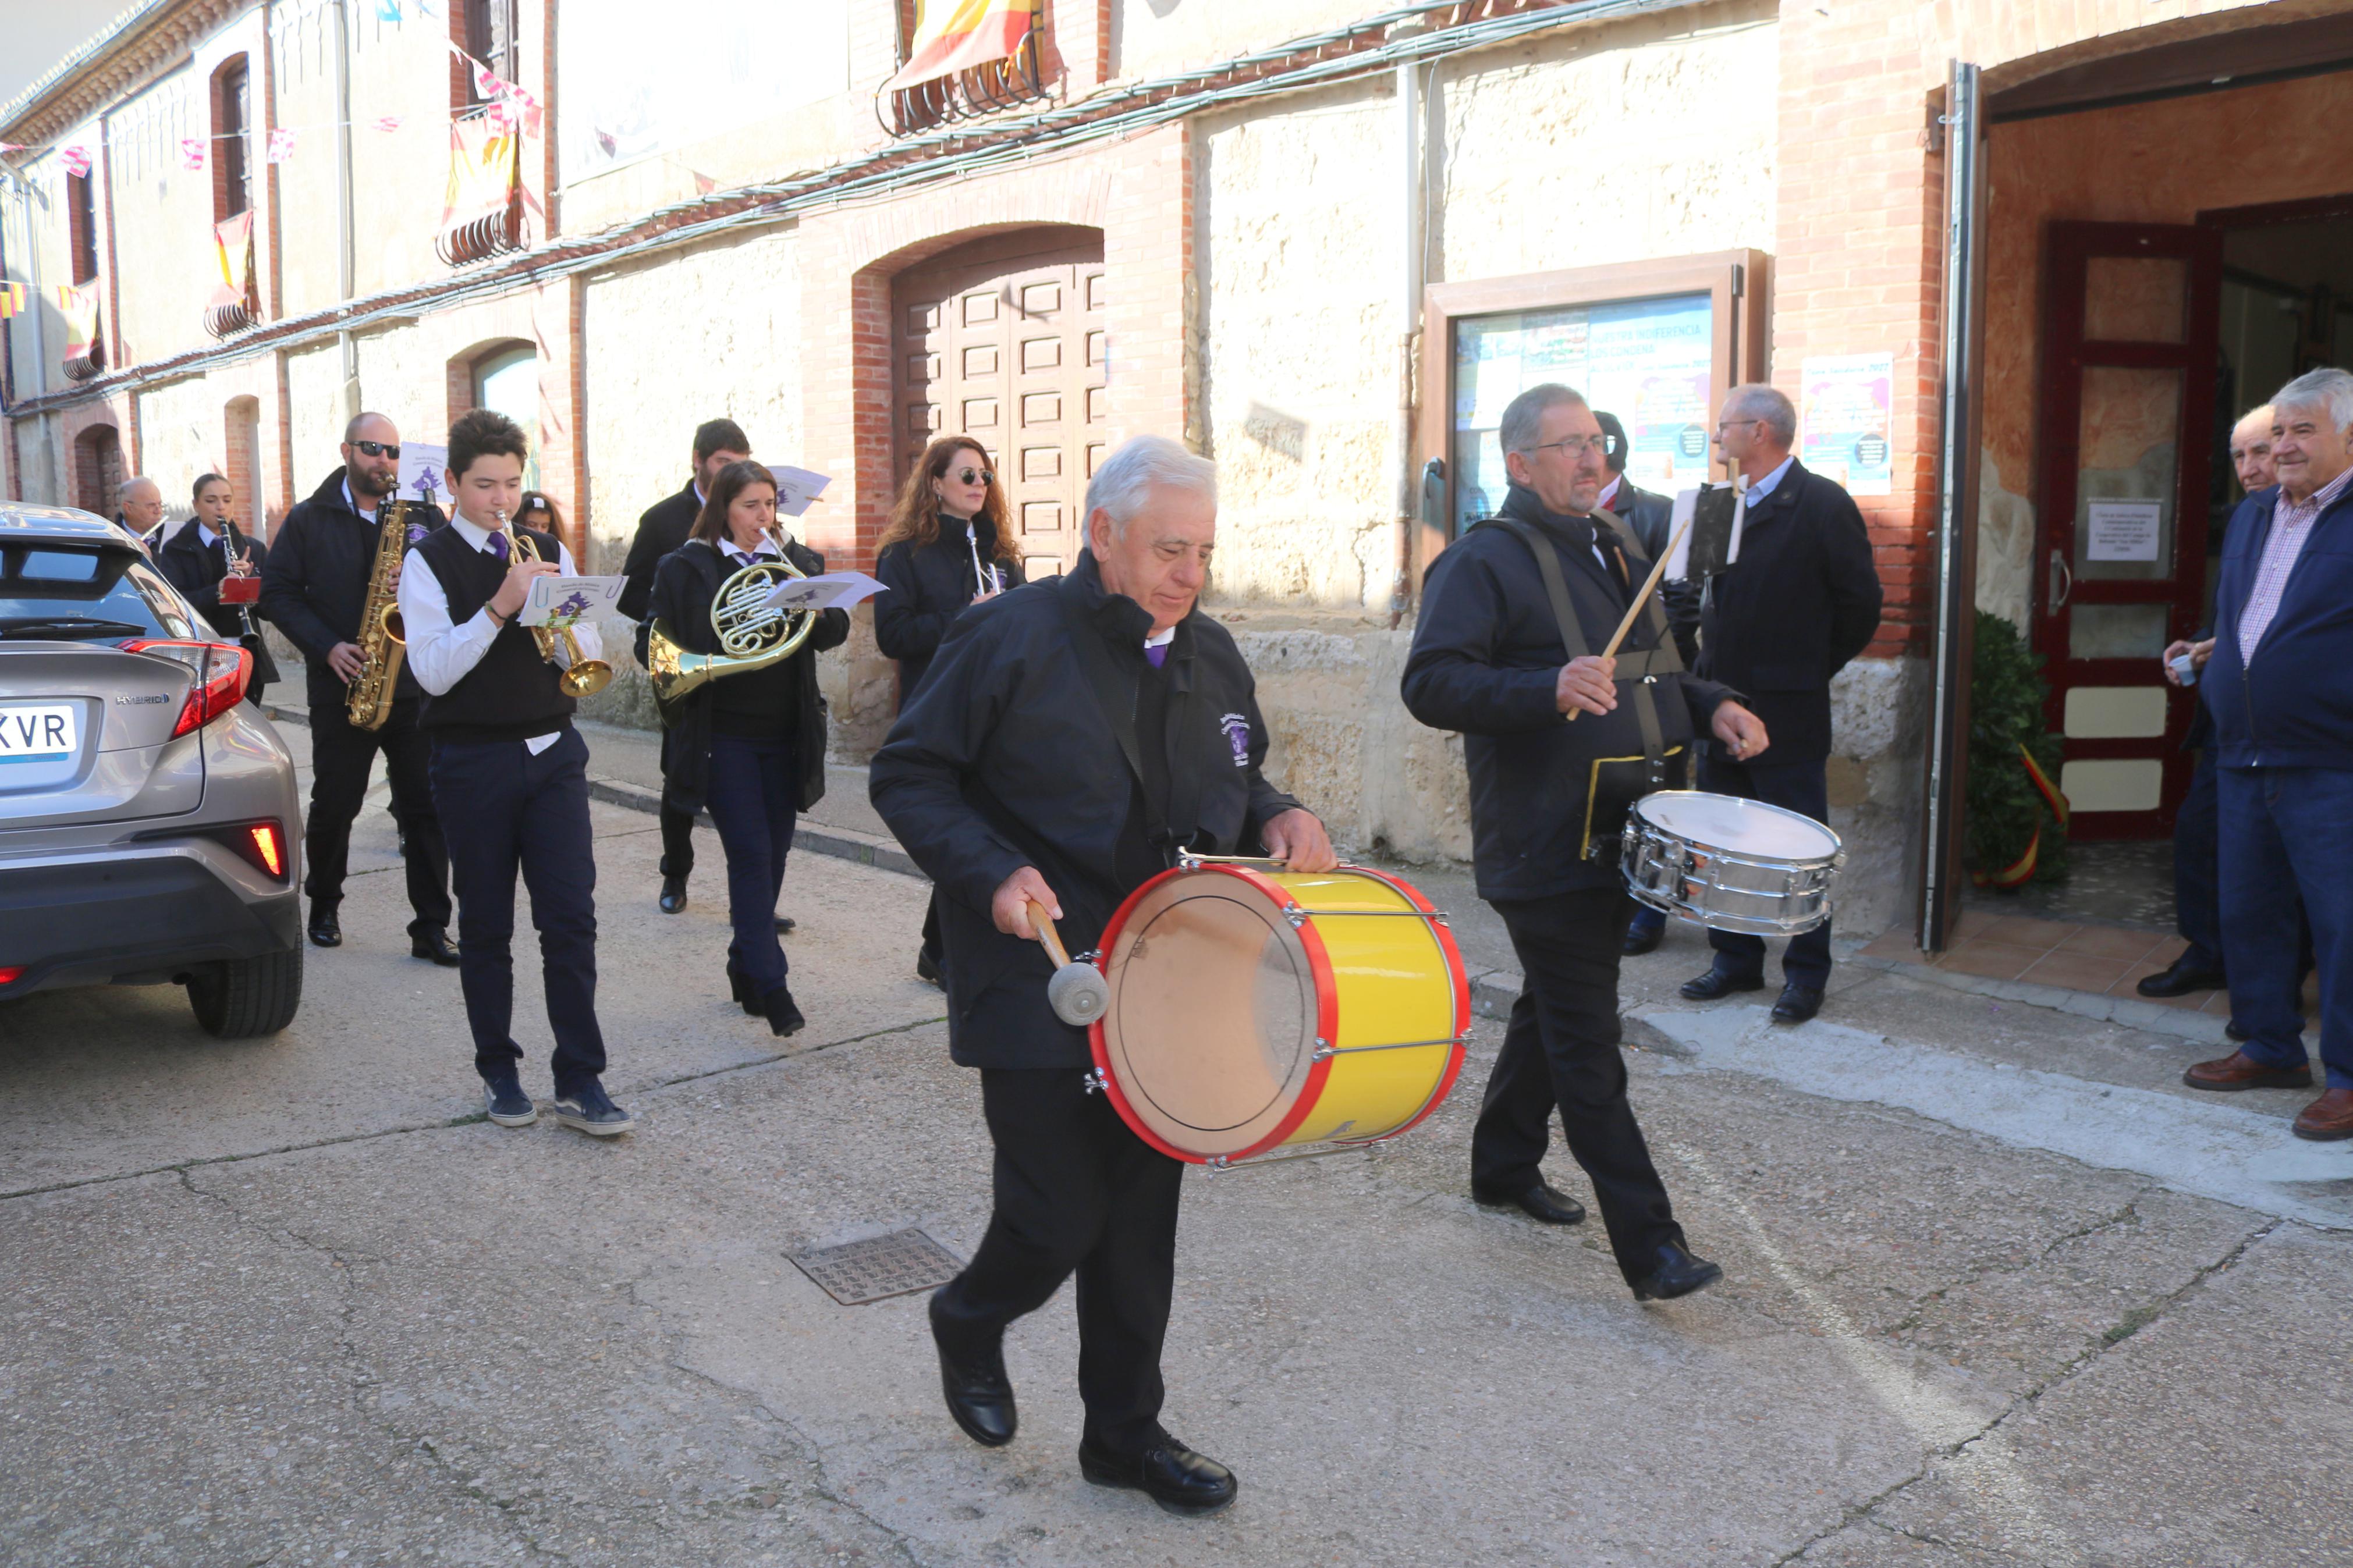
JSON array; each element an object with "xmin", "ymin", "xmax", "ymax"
[{"xmin": 0, "ymin": 844, "xmax": 299, "ymax": 998}]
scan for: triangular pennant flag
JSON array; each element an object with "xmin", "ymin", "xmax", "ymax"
[
  {"xmin": 371, "ymin": 116, "xmax": 404, "ymax": 133},
  {"xmin": 180, "ymin": 137, "xmax": 208, "ymax": 172},
  {"xmin": 265, "ymin": 127, "xmax": 297, "ymax": 163},
  {"xmin": 60, "ymin": 145, "xmax": 92, "ymax": 178}
]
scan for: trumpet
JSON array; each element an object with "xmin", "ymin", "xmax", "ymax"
[
  {"xmin": 644, "ymin": 524, "xmax": 818, "ymax": 726},
  {"xmin": 499, "ymin": 507, "xmax": 613, "ymax": 699}
]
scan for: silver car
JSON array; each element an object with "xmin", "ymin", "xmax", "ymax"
[{"xmin": 0, "ymin": 504, "xmax": 303, "ymax": 1037}]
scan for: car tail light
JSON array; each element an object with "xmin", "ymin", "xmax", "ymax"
[
  {"xmin": 246, "ymin": 822, "xmax": 285, "ymax": 879},
  {"xmin": 0, "ymin": 968, "xmax": 22, "ymax": 987},
  {"xmin": 120, "ymin": 639, "xmax": 253, "ymax": 737}
]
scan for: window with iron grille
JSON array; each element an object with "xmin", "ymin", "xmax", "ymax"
[
  {"xmin": 883, "ymin": 0, "xmax": 1050, "ymax": 137},
  {"xmin": 215, "ymin": 58, "xmax": 251, "ymax": 221},
  {"xmin": 464, "ymin": 0, "xmax": 520, "ymax": 101},
  {"xmin": 66, "ymin": 173, "xmax": 98, "ymax": 286}
]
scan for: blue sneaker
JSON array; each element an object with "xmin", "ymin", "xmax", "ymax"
[
  {"xmin": 552, "ymin": 1079, "xmax": 636, "ymax": 1137},
  {"xmin": 482, "ymin": 1070, "xmax": 537, "ymax": 1128}
]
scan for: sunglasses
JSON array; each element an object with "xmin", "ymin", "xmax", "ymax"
[
  {"xmin": 945, "ymin": 465, "xmax": 995, "ymax": 487},
  {"xmin": 350, "ymin": 439, "xmax": 400, "ymax": 459}
]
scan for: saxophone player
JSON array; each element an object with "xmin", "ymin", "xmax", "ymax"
[
  {"xmin": 259, "ymin": 413, "xmax": 457, "ymax": 963},
  {"xmin": 645, "ymin": 461, "xmax": 849, "ymax": 1037},
  {"xmin": 398, "ymin": 408, "xmax": 631, "ymax": 1137}
]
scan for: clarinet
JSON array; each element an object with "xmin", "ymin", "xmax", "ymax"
[{"xmin": 222, "ymin": 518, "xmax": 260, "ymax": 641}]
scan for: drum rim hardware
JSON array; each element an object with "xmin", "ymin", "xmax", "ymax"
[{"xmin": 1620, "ymin": 789, "xmax": 1847, "ymax": 936}]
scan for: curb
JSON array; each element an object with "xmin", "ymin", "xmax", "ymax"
[{"xmin": 1843, "ymin": 950, "xmax": 2232, "ymax": 1045}]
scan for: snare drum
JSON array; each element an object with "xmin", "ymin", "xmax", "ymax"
[
  {"xmin": 1090, "ymin": 861, "xmax": 1470, "ymax": 1168},
  {"xmin": 1620, "ymin": 791, "xmax": 1844, "ymax": 936}
]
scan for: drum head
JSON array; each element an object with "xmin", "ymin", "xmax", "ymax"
[
  {"xmin": 1097, "ymin": 873, "xmax": 1318, "ymax": 1159},
  {"xmin": 1635, "ymin": 791, "xmax": 1840, "ymax": 860}
]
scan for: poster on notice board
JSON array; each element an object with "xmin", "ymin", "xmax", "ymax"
[{"xmin": 1798, "ymin": 353, "xmax": 1894, "ymax": 497}]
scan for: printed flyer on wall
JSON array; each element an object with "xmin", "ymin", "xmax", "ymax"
[{"xmin": 1798, "ymin": 353, "xmax": 1894, "ymax": 496}]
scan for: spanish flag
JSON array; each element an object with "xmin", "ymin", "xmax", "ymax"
[
  {"xmin": 882, "ymin": 0, "xmax": 1041, "ymax": 95},
  {"xmin": 55, "ymin": 282, "xmax": 100, "ymax": 361},
  {"xmin": 211, "ymin": 212, "xmax": 254, "ymax": 307},
  {"xmin": 0, "ymin": 280, "xmax": 26, "ymax": 319}
]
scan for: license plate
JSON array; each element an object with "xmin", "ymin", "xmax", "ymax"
[{"xmin": 0, "ymin": 703, "xmax": 78, "ymax": 765}]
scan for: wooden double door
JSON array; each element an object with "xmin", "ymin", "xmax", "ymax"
[
  {"xmin": 2034, "ymin": 221, "xmax": 2223, "ymax": 838},
  {"xmin": 893, "ymin": 227, "xmax": 1107, "ymax": 578}
]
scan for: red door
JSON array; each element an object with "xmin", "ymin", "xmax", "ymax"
[{"xmin": 2033, "ymin": 221, "xmax": 2222, "ymax": 839}]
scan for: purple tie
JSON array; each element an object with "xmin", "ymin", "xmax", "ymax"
[
  {"xmin": 489, "ymin": 532, "xmax": 509, "ymax": 563},
  {"xmin": 1144, "ymin": 643, "xmax": 1168, "ymax": 669}
]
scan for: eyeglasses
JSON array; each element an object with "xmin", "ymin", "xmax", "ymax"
[
  {"xmin": 349, "ymin": 440, "xmax": 401, "ymax": 459},
  {"xmin": 947, "ymin": 466, "xmax": 995, "ymax": 487},
  {"xmin": 1525, "ymin": 434, "xmax": 1620, "ymax": 460},
  {"xmin": 1713, "ymin": 418, "xmax": 1762, "ymax": 436}
]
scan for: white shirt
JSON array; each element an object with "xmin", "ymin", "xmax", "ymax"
[
  {"xmin": 1596, "ymin": 475, "xmax": 1622, "ymax": 512},
  {"xmin": 718, "ymin": 534, "xmax": 782, "ymax": 570},
  {"xmin": 398, "ymin": 517, "xmax": 605, "ymax": 749},
  {"xmin": 196, "ymin": 522, "xmax": 220, "ymax": 549},
  {"xmin": 342, "ymin": 479, "xmax": 379, "ymax": 526}
]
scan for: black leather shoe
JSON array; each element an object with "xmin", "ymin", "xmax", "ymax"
[
  {"xmin": 762, "ymin": 985, "xmax": 805, "ymax": 1039},
  {"xmin": 658, "ymin": 875, "xmax": 688, "ymax": 915},
  {"xmin": 2136, "ymin": 954, "xmax": 2225, "ymax": 998},
  {"xmin": 929, "ymin": 1291, "xmax": 1015, "ymax": 1448},
  {"xmin": 410, "ymin": 928, "xmax": 460, "ymax": 967},
  {"xmin": 307, "ymin": 908, "xmax": 342, "ymax": 948},
  {"xmin": 1078, "ymin": 1432, "xmax": 1237, "ymax": 1517},
  {"xmin": 1680, "ymin": 968, "xmax": 1764, "ymax": 1001},
  {"xmin": 1471, "ymin": 1179, "xmax": 1586, "ymax": 1226},
  {"xmin": 1623, "ymin": 921, "xmax": 1664, "ymax": 957},
  {"xmin": 1770, "ymin": 982, "xmax": 1825, "ymax": 1024},
  {"xmin": 1631, "ymin": 1240, "xmax": 1723, "ymax": 1302},
  {"xmin": 726, "ymin": 958, "xmax": 760, "ymax": 1016},
  {"xmin": 773, "ymin": 915, "xmax": 796, "ymax": 934},
  {"xmin": 915, "ymin": 947, "xmax": 943, "ymax": 988}
]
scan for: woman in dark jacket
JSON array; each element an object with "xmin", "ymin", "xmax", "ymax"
[
  {"xmin": 872, "ymin": 434, "xmax": 1026, "ymax": 984},
  {"xmin": 155, "ymin": 472, "xmax": 278, "ymax": 706},
  {"xmin": 648, "ymin": 461, "xmax": 850, "ymax": 1036}
]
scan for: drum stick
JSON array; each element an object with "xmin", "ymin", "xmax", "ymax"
[
  {"xmin": 1564, "ymin": 510, "xmax": 1695, "ymax": 724},
  {"xmin": 1027, "ymin": 901, "xmax": 1073, "ymax": 968}
]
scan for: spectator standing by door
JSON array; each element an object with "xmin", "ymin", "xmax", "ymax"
[{"xmin": 1676, "ymin": 385, "xmax": 1882, "ymax": 1025}]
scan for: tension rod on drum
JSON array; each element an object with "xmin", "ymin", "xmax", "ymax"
[{"xmin": 1311, "ymin": 1034, "xmax": 1467, "ymax": 1062}]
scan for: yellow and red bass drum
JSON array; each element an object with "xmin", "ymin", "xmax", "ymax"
[{"xmin": 1088, "ymin": 860, "xmax": 1471, "ymax": 1167}]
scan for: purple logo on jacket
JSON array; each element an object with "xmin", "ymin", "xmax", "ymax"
[{"xmin": 1219, "ymin": 712, "xmax": 1251, "ymax": 769}]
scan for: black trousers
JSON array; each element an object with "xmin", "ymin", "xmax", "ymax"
[
  {"xmin": 933, "ymin": 1068, "xmax": 1184, "ymax": 1456},
  {"xmin": 1469, "ymin": 887, "xmax": 1687, "ymax": 1285},
  {"xmin": 660, "ymin": 798, "xmax": 697, "ymax": 881},
  {"xmin": 427, "ymin": 727, "xmax": 608, "ymax": 1093},
  {"xmin": 304, "ymin": 692, "xmax": 452, "ymax": 935},
  {"xmin": 1701, "ymin": 749, "xmax": 1833, "ymax": 989}
]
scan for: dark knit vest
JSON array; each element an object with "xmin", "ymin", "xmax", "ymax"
[{"xmin": 411, "ymin": 524, "xmax": 577, "ymax": 742}]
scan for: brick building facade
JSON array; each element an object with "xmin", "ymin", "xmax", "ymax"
[{"xmin": 7, "ymin": 0, "xmax": 2351, "ymax": 941}]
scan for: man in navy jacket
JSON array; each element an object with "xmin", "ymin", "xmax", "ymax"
[{"xmin": 2186, "ymin": 369, "xmax": 2353, "ymax": 1140}]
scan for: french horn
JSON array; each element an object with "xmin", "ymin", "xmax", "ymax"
[{"xmin": 645, "ymin": 529, "xmax": 818, "ymax": 725}]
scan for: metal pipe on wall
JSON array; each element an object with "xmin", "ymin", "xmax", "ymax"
[
  {"xmin": 1390, "ymin": 49, "xmax": 1427, "ymax": 628},
  {"xmin": 331, "ymin": 0, "xmax": 357, "ymax": 419}
]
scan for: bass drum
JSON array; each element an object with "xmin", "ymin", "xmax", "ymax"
[{"xmin": 1090, "ymin": 862, "xmax": 1470, "ymax": 1167}]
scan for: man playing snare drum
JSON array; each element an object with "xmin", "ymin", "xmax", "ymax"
[
  {"xmin": 871, "ymin": 435, "xmax": 1335, "ymax": 1517},
  {"xmin": 1402, "ymin": 382, "xmax": 1768, "ymax": 1302}
]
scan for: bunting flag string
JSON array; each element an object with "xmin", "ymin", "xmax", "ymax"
[
  {"xmin": 180, "ymin": 138, "xmax": 207, "ymax": 172},
  {"xmin": 265, "ymin": 127, "xmax": 297, "ymax": 164},
  {"xmin": 59, "ymin": 145, "xmax": 91, "ymax": 178},
  {"xmin": 0, "ymin": 280, "xmax": 28, "ymax": 319}
]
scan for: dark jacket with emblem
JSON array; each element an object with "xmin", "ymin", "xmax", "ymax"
[
  {"xmin": 874, "ymin": 513, "xmax": 1027, "ymax": 702},
  {"xmin": 647, "ymin": 535, "xmax": 850, "ymax": 813},
  {"xmin": 869, "ymin": 552, "xmax": 1305, "ymax": 1069},
  {"xmin": 1403, "ymin": 482, "xmax": 1740, "ymax": 904},
  {"xmin": 259, "ymin": 467, "xmax": 446, "ymax": 708},
  {"xmin": 1694, "ymin": 460, "xmax": 1881, "ymax": 765}
]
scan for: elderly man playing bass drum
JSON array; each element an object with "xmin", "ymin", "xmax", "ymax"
[{"xmin": 871, "ymin": 434, "xmax": 1336, "ymax": 1517}]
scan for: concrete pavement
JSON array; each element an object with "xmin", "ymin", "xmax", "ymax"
[{"xmin": 3, "ymin": 712, "xmax": 2350, "ymax": 1566}]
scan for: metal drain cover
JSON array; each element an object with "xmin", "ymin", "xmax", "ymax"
[{"xmin": 789, "ymin": 1228, "xmax": 964, "ymax": 1306}]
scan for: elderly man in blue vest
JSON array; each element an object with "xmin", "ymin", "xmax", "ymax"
[{"xmin": 2187, "ymin": 368, "xmax": 2353, "ymax": 1140}]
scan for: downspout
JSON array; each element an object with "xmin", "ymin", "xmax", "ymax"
[
  {"xmin": 1388, "ymin": 44, "xmax": 1426, "ymax": 629},
  {"xmin": 9, "ymin": 172, "xmax": 56, "ymax": 499},
  {"xmin": 331, "ymin": 0, "xmax": 357, "ymax": 419}
]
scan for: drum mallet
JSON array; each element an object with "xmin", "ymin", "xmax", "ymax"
[{"xmin": 1028, "ymin": 901, "xmax": 1110, "ymax": 1026}]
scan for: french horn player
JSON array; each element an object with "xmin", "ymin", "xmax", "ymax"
[{"xmin": 646, "ymin": 460, "xmax": 850, "ymax": 1038}]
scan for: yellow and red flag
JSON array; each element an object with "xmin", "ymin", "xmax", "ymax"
[
  {"xmin": 55, "ymin": 282, "xmax": 100, "ymax": 360},
  {"xmin": 882, "ymin": 0, "xmax": 1041, "ymax": 95},
  {"xmin": 0, "ymin": 281, "xmax": 27, "ymax": 319},
  {"xmin": 440, "ymin": 115, "xmax": 517, "ymax": 230},
  {"xmin": 211, "ymin": 212, "xmax": 254, "ymax": 307}
]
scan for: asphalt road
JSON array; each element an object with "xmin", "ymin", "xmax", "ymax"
[{"xmin": 3, "ymin": 715, "xmax": 2350, "ymax": 1566}]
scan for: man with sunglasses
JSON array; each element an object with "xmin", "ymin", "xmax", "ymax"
[{"xmin": 260, "ymin": 412, "xmax": 457, "ymax": 962}]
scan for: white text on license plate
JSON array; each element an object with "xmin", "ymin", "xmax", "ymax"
[{"xmin": 0, "ymin": 704, "xmax": 77, "ymax": 763}]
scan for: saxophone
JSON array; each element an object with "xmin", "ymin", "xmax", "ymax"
[{"xmin": 345, "ymin": 495, "xmax": 410, "ymax": 731}]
